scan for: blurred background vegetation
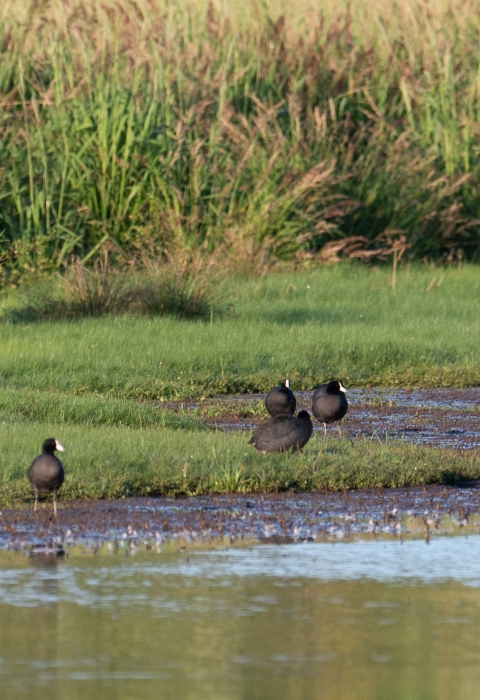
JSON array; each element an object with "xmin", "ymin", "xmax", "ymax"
[{"xmin": 0, "ymin": 0, "xmax": 480, "ymax": 287}]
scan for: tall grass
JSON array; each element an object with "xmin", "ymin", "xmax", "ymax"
[{"xmin": 0, "ymin": 0, "xmax": 480, "ymax": 281}]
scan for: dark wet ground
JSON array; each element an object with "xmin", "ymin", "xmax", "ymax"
[
  {"xmin": 2, "ymin": 485, "xmax": 480, "ymax": 554},
  {"xmin": 168, "ymin": 388, "xmax": 480, "ymax": 450}
]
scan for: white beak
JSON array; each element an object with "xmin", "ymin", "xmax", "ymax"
[
  {"xmin": 339, "ymin": 383, "xmax": 347, "ymax": 394},
  {"xmin": 284, "ymin": 379, "xmax": 290, "ymax": 388},
  {"xmin": 55, "ymin": 441, "xmax": 65, "ymax": 452}
]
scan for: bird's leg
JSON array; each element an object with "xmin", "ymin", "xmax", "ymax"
[
  {"xmin": 323, "ymin": 423, "xmax": 327, "ymax": 437},
  {"xmin": 337, "ymin": 424, "xmax": 342, "ymax": 437},
  {"xmin": 33, "ymin": 490, "xmax": 39, "ymax": 515},
  {"xmin": 53, "ymin": 491, "xmax": 57, "ymax": 518}
]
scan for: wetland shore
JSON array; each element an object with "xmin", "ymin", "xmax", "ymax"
[{"xmin": 2, "ymin": 482, "xmax": 480, "ymax": 555}]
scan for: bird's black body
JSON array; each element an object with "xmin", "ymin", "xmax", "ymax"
[
  {"xmin": 312, "ymin": 381, "xmax": 348, "ymax": 434},
  {"xmin": 265, "ymin": 379, "xmax": 296, "ymax": 417},
  {"xmin": 249, "ymin": 410, "xmax": 313, "ymax": 453},
  {"xmin": 27, "ymin": 438, "xmax": 65, "ymax": 516}
]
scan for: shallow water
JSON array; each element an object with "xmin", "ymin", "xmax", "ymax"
[{"xmin": 2, "ymin": 537, "xmax": 480, "ymax": 699}]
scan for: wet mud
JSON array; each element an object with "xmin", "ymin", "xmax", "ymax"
[
  {"xmin": 169, "ymin": 388, "xmax": 480, "ymax": 450},
  {"xmin": 2, "ymin": 485, "xmax": 480, "ymax": 554}
]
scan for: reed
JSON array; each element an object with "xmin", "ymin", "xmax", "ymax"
[{"xmin": 0, "ymin": 0, "xmax": 480, "ymax": 280}]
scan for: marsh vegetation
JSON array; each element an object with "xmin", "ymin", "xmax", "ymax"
[{"xmin": 1, "ymin": 0, "xmax": 480, "ymax": 284}]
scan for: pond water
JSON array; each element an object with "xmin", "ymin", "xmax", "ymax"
[{"xmin": 2, "ymin": 537, "xmax": 480, "ymax": 699}]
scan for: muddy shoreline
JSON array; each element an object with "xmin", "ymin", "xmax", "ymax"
[{"xmin": 2, "ymin": 484, "xmax": 480, "ymax": 554}]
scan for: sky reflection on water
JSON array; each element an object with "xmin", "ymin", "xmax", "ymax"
[{"xmin": 2, "ymin": 537, "xmax": 480, "ymax": 700}]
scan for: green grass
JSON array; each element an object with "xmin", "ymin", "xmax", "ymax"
[
  {"xmin": 1, "ymin": 265, "xmax": 478, "ymax": 399},
  {"xmin": 1, "ymin": 421, "xmax": 479, "ymax": 506},
  {"xmin": 0, "ymin": 264, "xmax": 477, "ymax": 501},
  {"xmin": 1, "ymin": 0, "xmax": 480, "ymax": 280},
  {"xmin": 0, "ymin": 388, "xmax": 205, "ymax": 431}
]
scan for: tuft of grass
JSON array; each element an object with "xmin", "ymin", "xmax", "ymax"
[
  {"xmin": 0, "ymin": 421, "xmax": 479, "ymax": 506},
  {"xmin": 126, "ymin": 258, "xmax": 232, "ymax": 320},
  {"xmin": 7, "ymin": 256, "xmax": 230, "ymax": 322}
]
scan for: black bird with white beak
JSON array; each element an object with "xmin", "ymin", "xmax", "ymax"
[{"xmin": 27, "ymin": 438, "xmax": 65, "ymax": 517}]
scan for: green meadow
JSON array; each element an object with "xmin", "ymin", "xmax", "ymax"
[
  {"xmin": 1, "ymin": 422, "xmax": 479, "ymax": 505},
  {"xmin": 0, "ymin": 265, "xmax": 479, "ymax": 504},
  {"xmin": 1, "ymin": 265, "xmax": 478, "ymax": 398}
]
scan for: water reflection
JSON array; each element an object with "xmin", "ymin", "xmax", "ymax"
[{"xmin": 1, "ymin": 538, "xmax": 480, "ymax": 699}]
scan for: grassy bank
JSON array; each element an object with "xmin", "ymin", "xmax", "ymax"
[
  {"xmin": 1, "ymin": 421, "xmax": 479, "ymax": 506},
  {"xmin": 1, "ymin": 0, "xmax": 480, "ymax": 280},
  {"xmin": 1, "ymin": 266, "xmax": 479, "ymax": 397},
  {"xmin": 0, "ymin": 264, "xmax": 476, "ymax": 503}
]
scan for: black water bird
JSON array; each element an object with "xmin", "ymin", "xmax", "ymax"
[
  {"xmin": 265, "ymin": 379, "xmax": 296, "ymax": 417},
  {"xmin": 27, "ymin": 438, "xmax": 65, "ymax": 517},
  {"xmin": 312, "ymin": 380, "xmax": 348, "ymax": 436},
  {"xmin": 248, "ymin": 410, "xmax": 313, "ymax": 453}
]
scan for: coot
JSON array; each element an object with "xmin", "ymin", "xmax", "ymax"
[
  {"xmin": 265, "ymin": 379, "xmax": 296, "ymax": 416},
  {"xmin": 27, "ymin": 438, "xmax": 65, "ymax": 516},
  {"xmin": 249, "ymin": 410, "xmax": 313, "ymax": 453},
  {"xmin": 312, "ymin": 380, "xmax": 348, "ymax": 435}
]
